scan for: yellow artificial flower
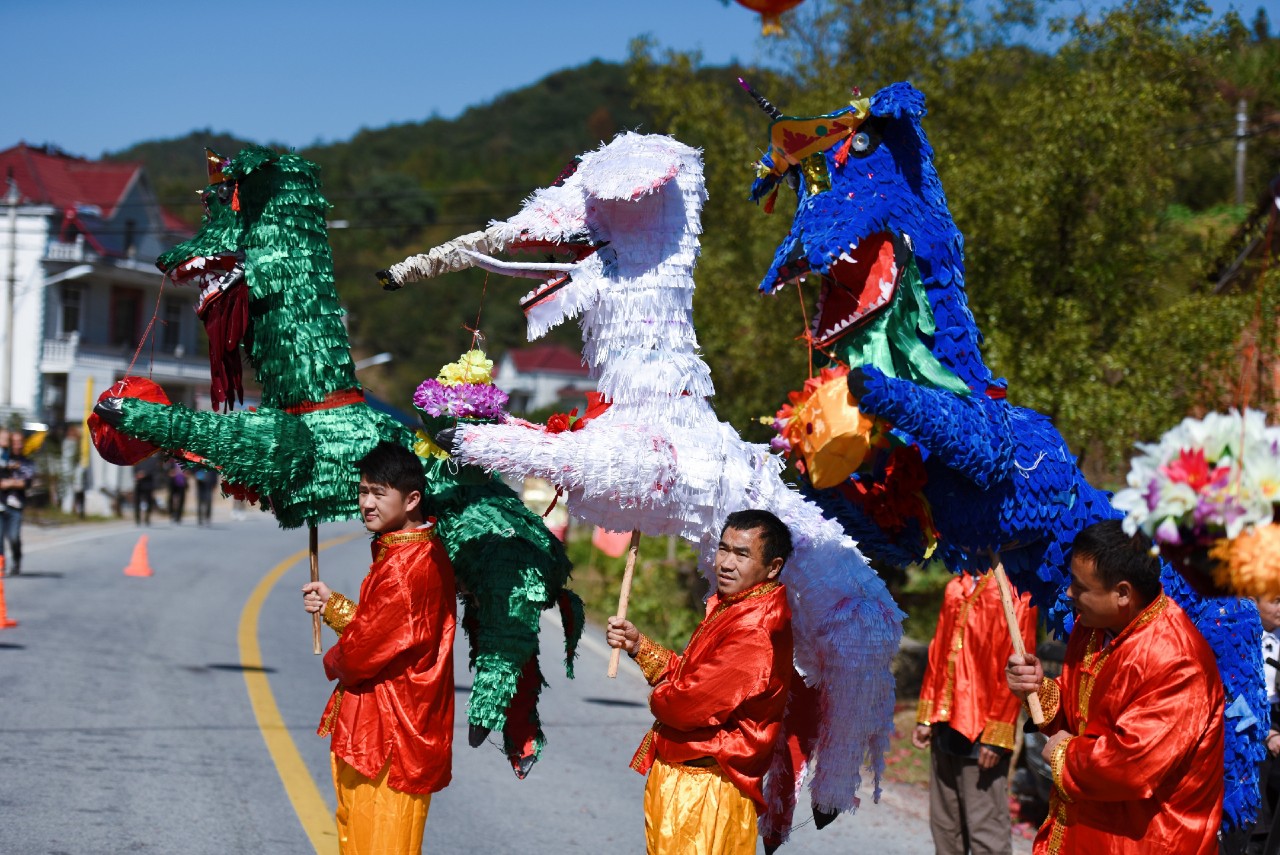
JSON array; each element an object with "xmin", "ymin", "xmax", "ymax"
[
  {"xmin": 413, "ymin": 429, "xmax": 451, "ymax": 461},
  {"xmin": 437, "ymin": 349, "xmax": 493, "ymax": 386}
]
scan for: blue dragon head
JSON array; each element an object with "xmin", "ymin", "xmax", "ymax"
[{"xmin": 747, "ymin": 80, "xmax": 998, "ymax": 397}]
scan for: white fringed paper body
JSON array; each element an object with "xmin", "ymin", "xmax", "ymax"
[{"xmin": 386, "ymin": 133, "xmax": 905, "ymax": 834}]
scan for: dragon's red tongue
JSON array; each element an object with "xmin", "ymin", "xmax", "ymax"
[
  {"xmin": 198, "ymin": 280, "xmax": 249, "ymax": 411},
  {"xmin": 812, "ymin": 233, "xmax": 899, "ymax": 346}
]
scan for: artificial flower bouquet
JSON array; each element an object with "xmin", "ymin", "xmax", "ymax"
[
  {"xmin": 1113, "ymin": 409, "xmax": 1280, "ymax": 596},
  {"xmin": 412, "ymin": 349, "xmax": 509, "ymax": 459}
]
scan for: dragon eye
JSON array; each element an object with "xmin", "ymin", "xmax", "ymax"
[
  {"xmin": 215, "ymin": 181, "xmax": 235, "ymax": 205},
  {"xmin": 846, "ymin": 122, "xmax": 883, "ymax": 159}
]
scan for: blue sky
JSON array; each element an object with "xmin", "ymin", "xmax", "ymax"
[
  {"xmin": 4, "ymin": 0, "xmax": 1277, "ymax": 158},
  {"xmin": 3, "ymin": 0, "xmax": 765, "ymax": 157}
]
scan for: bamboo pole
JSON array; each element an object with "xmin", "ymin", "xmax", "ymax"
[
  {"xmin": 310, "ymin": 524, "xmax": 322, "ymax": 655},
  {"xmin": 607, "ymin": 530, "xmax": 643, "ymax": 678},
  {"xmin": 992, "ymin": 557, "xmax": 1043, "ymax": 725}
]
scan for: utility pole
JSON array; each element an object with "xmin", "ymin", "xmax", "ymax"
[
  {"xmin": 3, "ymin": 176, "xmax": 19, "ymax": 409},
  {"xmin": 1236, "ymin": 98, "xmax": 1248, "ymax": 207}
]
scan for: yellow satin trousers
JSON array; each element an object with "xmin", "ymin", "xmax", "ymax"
[
  {"xmin": 643, "ymin": 757, "xmax": 758, "ymax": 855},
  {"xmin": 332, "ymin": 754, "xmax": 431, "ymax": 855}
]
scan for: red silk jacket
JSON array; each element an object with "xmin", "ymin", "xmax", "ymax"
[
  {"xmin": 917, "ymin": 571, "xmax": 1037, "ymax": 750},
  {"xmin": 630, "ymin": 581, "xmax": 792, "ymax": 812},
  {"xmin": 1031, "ymin": 594, "xmax": 1224, "ymax": 855},
  {"xmin": 317, "ymin": 526, "xmax": 457, "ymax": 795}
]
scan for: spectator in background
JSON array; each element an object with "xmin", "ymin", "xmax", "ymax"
[
  {"xmin": 0, "ymin": 430, "xmax": 35, "ymax": 576},
  {"xmin": 194, "ymin": 467, "xmax": 218, "ymax": 526},
  {"xmin": 913, "ymin": 570, "xmax": 1036, "ymax": 855},
  {"xmin": 1245, "ymin": 594, "xmax": 1280, "ymax": 855},
  {"xmin": 133, "ymin": 454, "xmax": 162, "ymax": 526},
  {"xmin": 167, "ymin": 459, "xmax": 188, "ymax": 523}
]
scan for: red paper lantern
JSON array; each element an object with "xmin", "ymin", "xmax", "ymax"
[
  {"xmin": 733, "ymin": 0, "xmax": 807, "ymax": 35},
  {"xmin": 88, "ymin": 376, "xmax": 170, "ymax": 466}
]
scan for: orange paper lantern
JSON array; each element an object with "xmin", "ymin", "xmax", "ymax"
[{"xmin": 777, "ymin": 367, "xmax": 874, "ymax": 489}]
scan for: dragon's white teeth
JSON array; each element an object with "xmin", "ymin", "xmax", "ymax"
[{"xmin": 839, "ymin": 252, "xmax": 855, "ymax": 264}]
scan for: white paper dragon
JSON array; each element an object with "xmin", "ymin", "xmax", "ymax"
[{"xmin": 380, "ymin": 133, "xmax": 904, "ymax": 836}]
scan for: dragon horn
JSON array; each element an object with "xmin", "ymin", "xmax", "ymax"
[
  {"xmin": 738, "ymin": 77, "xmax": 783, "ymax": 120},
  {"xmin": 376, "ymin": 226, "xmax": 507, "ymax": 291},
  {"xmin": 205, "ymin": 148, "xmax": 229, "ymax": 184}
]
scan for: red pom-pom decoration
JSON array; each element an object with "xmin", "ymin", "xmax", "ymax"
[{"xmin": 89, "ymin": 376, "xmax": 170, "ymax": 466}]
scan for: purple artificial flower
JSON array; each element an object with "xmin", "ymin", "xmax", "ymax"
[{"xmin": 413, "ymin": 378, "xmax": 509, "ymax": 420}]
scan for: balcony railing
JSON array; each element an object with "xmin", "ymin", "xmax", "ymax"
[
  {"xmin": 45, "ymin": 237, "xmax": 97, "ymax": 263},
  {"xmin": 41, "ymin": 336, "xmax": 208, "ymax": 383}
]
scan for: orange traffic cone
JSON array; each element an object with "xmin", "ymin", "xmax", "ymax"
[
  {"xmin": 0, "ymin": 557, "xmax": 17, "ymax": 628},
  {"xmin": 124, "ymin": 535, "xmax": 153, "ymax": 577}
]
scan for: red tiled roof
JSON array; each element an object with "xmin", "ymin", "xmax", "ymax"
[
  {"xmin": 503, "ymin": 344, "xmax": 589, "ymax": 376},
  {"xmin": 0, "ymin": 143, "xmax": 140, "ymax": 217},
  {"xmin": 160, "ymin": 206, "xmax": 194, "ymax": 235}
]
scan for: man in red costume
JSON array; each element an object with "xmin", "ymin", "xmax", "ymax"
[
  {"xmin": 913, "ymin": 570, "xmax": 1036, "ymax": 854},
  {"xmin": 302, "ymin": 442, "xmax": 456, "ymax": 855},
  {"xmin": 1006, "ymin": 520, "xmax": 1224, "ymax": 855},
  {"xmin": 606, "ymin": 509, "xmax": 794, "ymax": 855}
]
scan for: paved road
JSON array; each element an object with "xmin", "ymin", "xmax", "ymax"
[{"xmin": 0, "ymin": 512, "xmax": 940, "ymax": 854}]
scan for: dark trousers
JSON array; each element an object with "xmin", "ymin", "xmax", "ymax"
[
  {"xmin": 135, "ymin": 485, "xmax": 154, "ymax": 525},
  {"xmin": 929, "ymin": 746, "xmax": 1013, "ymax": 855}
]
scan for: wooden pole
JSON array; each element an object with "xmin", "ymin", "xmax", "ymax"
[
  {"xmin": 310, "ymin": 524, "xmax": 322, "ymax": 655},
  {"xmin": 607, "ymin": 530, "xmax": 643, "ymax": 679},
  {"xmin": 992, "ymin": 557, "xmax": 1043, "ymax": 725}
]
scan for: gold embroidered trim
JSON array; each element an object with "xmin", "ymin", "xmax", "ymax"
[
  {"xmin": 1028, "ymin": 677, "xmax": 1060, "ymax": 722},
  {"xmin": 629, "ymin": 724, "xmax": 658, "ymax": 773},
  {"xmin": 981, "ymin": 720, "xmax": 1017, "ymax": 750},
  {"xmin": 1050, "ymin": 736, "xmax": 1074, "ymax": 803},
  {"xmin": 1077, "ymin": 595, "xmax": 1168, "ymax": 725},
  {"xmin": 323, "ymin": 592, "xmax": 357, "ymax": 635},
  {"xmin": 635, "ymin": 634, "xmax": 674, "ymax": 686},
  {"xmin": 916, "ymin": 697, "xmax": 934, "ymax": 726},
  {"xmin": 318, "ymin": 687, "xmax": 345, "ymax": 737},
  {"xmin": 938, "ymin": 573, "xmax": 990, "ymax": 722},
  {"xmin": 1044, "ymin": 796, "xmax": 1069, "ymax": 855},
  {"xmin": 675, "ymin": 580, "xmax": 783, "ymax": 681},
  {"xmin": 373, "ymin": 525, "xmax": 437, "ymax": 562}
]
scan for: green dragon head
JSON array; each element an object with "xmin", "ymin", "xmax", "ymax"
[{"xmin": 156, "ymin": 145, "xmax": 355, "ymax": 410}]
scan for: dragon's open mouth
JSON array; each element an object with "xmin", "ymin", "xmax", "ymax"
[
  {"xmin": 776, "ymin": 232, "xmax": 904, "ymax": 348},
  {"xmin": 166, "ymin": 252, "xmax": 246, "ymax": 316},
  {"xmin": 503, "ymin": 236, "xmax": 600, "ymax": 313}
]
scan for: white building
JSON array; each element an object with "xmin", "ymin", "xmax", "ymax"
[
  {"xmin": 0, "ymin": 143, "xmax": 206, "ymax": 514},
  {"xmin": 493, "ymin": 343, "xmax": 596, "ymax": 415}
]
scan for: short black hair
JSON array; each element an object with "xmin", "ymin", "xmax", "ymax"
[
  {"xmin": 1071, "ymin": 520, "xmax": 1162, "ymax": 602},
  {"xmin": 723, "ymin": 509, "xmax": 793, "ymax": 568},
  {"xmin": 356, "ymin": 442, "xmax": 425, "ymax": 498}
]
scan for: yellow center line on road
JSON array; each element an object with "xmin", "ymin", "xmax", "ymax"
[{"xmin": 238, "ymin": 532, "xmax": 361, "ymax": 855}]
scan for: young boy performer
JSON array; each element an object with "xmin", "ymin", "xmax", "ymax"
[
  {"xmin": 606, "ymin": 509, "xmax": 794, "ymax": 854},
  {"xmin": 1006, "ymin": 520, "xmax": 1224, "ymax": 854},
  {"xmin": 302, "ymin": 442, "xmax": 456, "ymax": 854}
]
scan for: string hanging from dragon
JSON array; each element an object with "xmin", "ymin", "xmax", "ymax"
[
  {"xmin": 742, "ymin": 78, "xmax": 1266, "ymax": 831},
  {"xmin": 90, "ymin": 144, "xmax": 582, "ymax": 777},
  {"xmin": 376, "ymin": 132, "xmax": 905, "ymax": 845}
]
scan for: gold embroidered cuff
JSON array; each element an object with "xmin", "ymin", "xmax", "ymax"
[
  {"xmin": 634, "ymin": 634, "xmax": 674, "ymax": 686},
  {"xmin": 1026, "ymin": 677, "xmax": 1060, "ymax": 722},
  {"xmin": 323, "ymin": 592, "xmax": 357, "ymax": 635},
  {"xmin": 981, "ymin": 720, "xmax": 1017, "ymax": 750},
  {"xmin": 916, "ymin": 697, "xmax": 934, "ymax": 726},
  {"xmin": 1050, "ymin": 736, "xmax": 1074, "ymax": 803}
]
